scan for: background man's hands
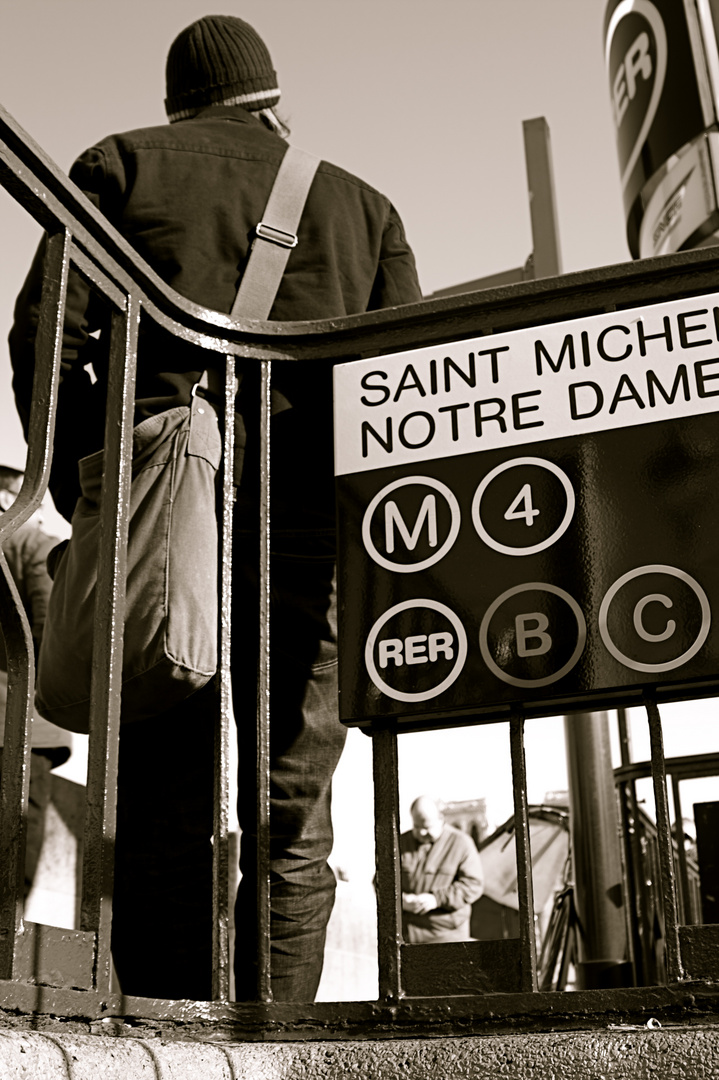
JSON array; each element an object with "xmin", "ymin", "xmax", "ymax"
[{"xmin": 402, "ymin": 892, "xmax": 436, "ymax": 915}]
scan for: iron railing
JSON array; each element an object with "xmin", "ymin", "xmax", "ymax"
[{"xmin": 1, "ymin": 100, "xmax": 719, "ymax": 1039}]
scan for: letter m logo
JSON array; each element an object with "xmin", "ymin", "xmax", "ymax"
[{"xmin": 384, "ymin": 496, "xmax": 438, "ymax": 553}]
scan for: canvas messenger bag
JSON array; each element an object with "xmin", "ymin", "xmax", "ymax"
[{"xmin": 35, "ymin": 146, "xmax": 320, "ymax": 733}]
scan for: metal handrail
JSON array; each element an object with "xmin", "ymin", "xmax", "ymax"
[{"xmin": 2, "ymin": 98, "xmax": 719, "ymax": 1036}]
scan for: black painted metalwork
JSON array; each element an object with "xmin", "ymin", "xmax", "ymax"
[
  {"xmin": 372, "ymin": 727, "xmax": 403, "ymax": 1003},
  {"xmin": 0, "ymin": 225, "xmax": 70, "ymax": 985},
  {"xmin": 213, "ymin": 359, "xmax": 236, "ymax": 1004},
  {"xmin": 0, "ymin": 98, "xmax": 718, "ymax": 1037},
  {"xmin": 646, "ymin": 697, "xmax": 684, "ymax": 984},
  {"xmin": 256, "ymin": 359, "xmax": 273, "ymax": 1004},
  {"xmin": 510, "ymin": 715, "xmax": 538, "ymax": 993}
]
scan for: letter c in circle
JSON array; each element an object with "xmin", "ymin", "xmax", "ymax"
[{"xmin": 633, "ymin": 593, "xmax": 676, "ymax": 642}]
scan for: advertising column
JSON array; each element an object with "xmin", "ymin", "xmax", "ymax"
[{"xmin": 605, "ymin": 0, "xmax": 719, "ymax": 258}]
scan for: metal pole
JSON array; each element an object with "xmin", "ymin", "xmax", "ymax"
[
  {"xmin": 564, "ymin": 710, "xmax": 630, "ymax": 989},
  {"xmin": 372, "ymin": 726, "xmax": 403, "ymax": 1003},
  {"xmin": 523, "ymin": 117, "xmax": 563, "ymax": 279}
]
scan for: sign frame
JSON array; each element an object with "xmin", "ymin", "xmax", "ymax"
[{"xmin": 335, "ymin": 284, "xmax": 719, "ymax": 731}]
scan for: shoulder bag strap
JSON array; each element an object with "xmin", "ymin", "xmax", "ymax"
[
  {"xmin": 230, "ymin": 145, "xmax": 321, "ymax": 320},
  {"xmin": 195, "ymin": 145, "xmax": 320, "ymax": 402}
]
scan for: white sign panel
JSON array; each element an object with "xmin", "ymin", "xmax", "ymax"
[{"xmin": 334, "ymin": 290, "xmax": 719, "ymax": 477}]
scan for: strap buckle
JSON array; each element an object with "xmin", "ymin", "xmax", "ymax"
[{"xmin": 255, "ymin": 221, "xmax": 299, "ymax": 248}]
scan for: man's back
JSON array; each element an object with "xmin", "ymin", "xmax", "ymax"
[
  {"xmin": 10, "ymin": 105, "xmax": 421, "ymax": 524},
  {"xmin": 72, "ymin": 106, "xmax": 420, "ymax": 321}
]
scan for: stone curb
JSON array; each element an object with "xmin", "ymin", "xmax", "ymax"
[{"xmin": 0, "ymin": 1026, "xmax": 717, "ymax": 1079}]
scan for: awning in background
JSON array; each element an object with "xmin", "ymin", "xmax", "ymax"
[{"xmin": 478, "ymin": 806, "xmax": 570, "ymax": 913}]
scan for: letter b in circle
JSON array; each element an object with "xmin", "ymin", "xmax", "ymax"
[
  {"xmin": 516, "ymin": 612, "xmax": 552, "ymax": 657},
  {"xmin": 480, "ymin": 583, "xmax": 586, "ymax": 688}
]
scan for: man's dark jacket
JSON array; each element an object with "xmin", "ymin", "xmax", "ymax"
[{"xmin": 9, "ymin": 105, "xmax": 422, "ymax": 524}]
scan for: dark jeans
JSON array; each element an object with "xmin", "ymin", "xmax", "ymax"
[
  {"xmin": 112, "ymin": 693, "xmax": 215, "ymax": 1001},
  {"xmin": 232, "ymin": 532, "xmax": 346, "ymax": 1001},
  {"xmin": 112, "ymin": 530, "xmax": 346, "ymax": 1003}
]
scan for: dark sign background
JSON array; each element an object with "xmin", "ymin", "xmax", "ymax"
[
  {"xmin": 337, "ymin": 413, "xmax": 719, "ymax": 728},
  {"xmin": 604, "ymin": 0, "xmax": 706, "ymax": 256}
]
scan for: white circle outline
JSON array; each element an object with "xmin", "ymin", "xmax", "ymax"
[
  {"xmin": 471, "ymin": 457, "xmax": 576, "ymax": 556},
  {"xmin": 479, "ymin": 582, "xmax": 587, "ymax": 688},
  {"xmin": 362, "ymin": 476, "xmax": 461, "ymax": 573},
  {"xmin": 598, "ymin": 564, "xmax": 711, "ymax": 673},
  {"xmin": 364, "ymin": 599, "xmax": 468, "ymax": 703}
]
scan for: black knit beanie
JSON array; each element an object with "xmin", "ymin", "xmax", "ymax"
[{"xmin": 165, "ymin": 15, "xmax": 280, "ymax": 122}]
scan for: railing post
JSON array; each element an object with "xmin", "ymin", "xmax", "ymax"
[
  {"xmin": 372, "ymin": 725, "xmax": 403, "ymax": 1002},
  {"xmin": 212, "ymin": 356, "xmax": 237, "ymax": 1002},
  {"xmin": 255, "ymin": 358, "xmax": 272, "ymax": 1003},
  {"xmin": 646, "ymin": 697, "xmax": 684, "ymax": 983},
  {"xmin": 671, "ymin": 773, "xmax": 692, "ymax": 926},
  {"xmin": 510, "ymin": 715, "xmax": 538, "ymax": 992},
  {"xmin": 0, "ymin": 227, "xmax": 68, "ymax": 980},
  {"xmin": 80, "ymin": 297, "xmax": 138, "ymax": 994}
]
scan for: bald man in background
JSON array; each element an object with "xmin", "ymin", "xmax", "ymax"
[{"xmin": 400, "ymin": 795, "xmax": 484, "ymax": 943}]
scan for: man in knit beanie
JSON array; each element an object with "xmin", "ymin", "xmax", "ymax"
[
  {"xmin": 10, "ymin": 14, "xmax": 422, "ymax": 1003},
  {"xmin": 165, "ymin": 14, "xmax": 287, "ymax": 133}
]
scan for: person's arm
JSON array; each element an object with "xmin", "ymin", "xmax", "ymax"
[
  {"xmin": 9, "ymin": 143, "xmax": 122, "ymax": 520},
  {"xmin": 432, "ymin": 839, "xmax": 485, "ymax": 911},
  {"xmin": 368, "ymin": 202, "xmax": 423, "ymax": 311},
  {"xmin": 19, "ymin": 530, "xmax": 59, "ymax": 660}
]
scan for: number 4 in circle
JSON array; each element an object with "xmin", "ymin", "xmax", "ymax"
[
  {"xmin": 504, "ymin": 483, "xmax": 540, "ymax": 527},
  {"xmin": 472, "ymin": 457, "xmax": 575, "ymax": 556}
]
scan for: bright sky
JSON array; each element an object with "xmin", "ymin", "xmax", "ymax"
[{"xmin": 0, "ymin": 1, "xmax": 716, "ymax": 874}]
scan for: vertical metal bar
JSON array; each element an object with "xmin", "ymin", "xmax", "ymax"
[
  {"xmin": 0, "ymin": 559, "xmax": 33, "ymax": 981},
  {"xmin": 615, "ymin": 779, "xmax": 639, "ymax": 983},
  {"xmin": 522, "ymin": 117, "xmax": 563, "ymax": 279},
  {"xmin": 0, "ymin": 228, "xmax": 69, "ymax": 979},
  {"xmin": 671, "ymin": 773, "xmax": 692, "ymax": 926},
  {"xmin": 256, "ymin": 358, "xmax": 272, "ymax": 1003},
  {"xmin": 645, "ymin": 697, "xmax": 683, "ymax": 982},
  {"xmin": 211, "ymin": 358, "xmax": 236, "ymax": 1002},
  {"xmin": 80, "ymin": 297, "xmax": 139, "ymax": 997},
  {"xmin": 617, "ymin": 707, "xmax": 632, "ymax": 767},
  {"xmin": 510, "ymin": 714, "xmax": 538, "ymax": 992},
  {"xmin": 616, "ymin": 708, "xmax": 645, "ymax": 982},
  {"xmin": 372, "ymin": 725, "xmax": 403, "ymax": 1002}
]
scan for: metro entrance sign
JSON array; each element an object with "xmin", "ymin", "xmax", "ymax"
[{"xmin": 333, "ymin": 290, "xmax": 719, "ymax": 728}]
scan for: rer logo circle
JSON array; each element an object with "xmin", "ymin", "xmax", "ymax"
[
  {"xmin": 599, "ymin": 565, "xmax": 711, "ymax": 673},
  {"xmin": 479, "ymin": 583, "xmax": 586, "ymax": 688},
  {"xmin": 362, "ymin": 476, "xmax": 461, "ymax": 573},
  {"xmin": 472, "ymin": 457, "xmax": 575, "ymax": 556},
  {"xmin": 364, "ymin": 599, "xmax": 468, "ymax": 703}
]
